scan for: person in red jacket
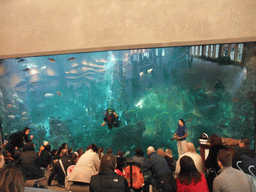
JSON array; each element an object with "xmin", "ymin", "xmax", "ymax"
[{"xmin": 176, "ymin": 156, "xmax": 209, "ymax": 192}]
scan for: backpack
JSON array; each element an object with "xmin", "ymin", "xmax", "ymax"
[{"xmin": 123, "ymin": 162, "xmax": 144, "ymax": 189}]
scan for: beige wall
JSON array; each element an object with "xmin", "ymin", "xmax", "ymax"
[{"xmin": 1, "ymin": 0, "xmax": 256, "ymax": 59}]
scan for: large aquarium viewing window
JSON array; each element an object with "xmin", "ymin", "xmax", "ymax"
[{"xmin": 0, "ymin": 42, "xmax": 255, "ymax": 158}]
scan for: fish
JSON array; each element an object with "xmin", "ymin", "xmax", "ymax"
[
  {"xmin": 186, "ymin": 118, "xmax": 193, "ymax": 122},
  {"xmin": 44, "ymin": 93, "xmax": 54, "ymax": 97},
  {"xmin": 32, "ymin": 82, "xmax": 37, "ymax": 84},
  {"xmin": 194, "ymin": 85, "xmax": 202, "ymax": 90},
  {"xmin": 17, "ymin": 58, "xmax": 26, "ymax": 63},
  {"xmin": 1, "ymin": 107, "xmax": 7, "ymax": 113},
  {"xmin": 7, "ymin": 104, "xmax": 13, "ymax": 108},
  {"xmin": 48, "ymin": 58, "xmax": 55, "ymax": 62},
  {"xmin": 67, "ymin": 57, "xmax": 75, "ymax": 61},
  {"xmin": 8, "ymin": 115, "xmax": 15, "ymax": 119},
  {"xmin": 192, "ymin": 109, "xmax": 202, "ymax": 117},
  {"xmin": 21, "ymin": 117, "xmax": 29, "ymax": 121},
  {"xmin": 23, "ymin": 68, "xmax": 30, "ymax": 72},
  {"xmin": 12, "ymin": 105, "xmax": 19, "ymax": 109},
  {"xmin": 57, "ymin": 91, "xmax": 62, "ymax": 97},
  {"xmin": 233, "ymin": 98, "xmax": 240, "ymax": 102},
  {"xmin": 22, "ymin": 111, "xmax": 27, "ymax": 116},
  {"xmin": 205, "ymin": 91, "xmax": 212, "ymax": 94},
  {"xmin": 219, "ymin": 124, "xmax": 229, "ymax": 129}
]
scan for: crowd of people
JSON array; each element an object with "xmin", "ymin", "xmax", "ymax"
[{"xmin": 0, "ymin": 126, "xmax": 255, "ymax": 192}]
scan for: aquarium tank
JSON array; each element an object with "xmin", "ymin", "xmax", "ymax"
[{"xmin": 0, "ymin": 42, "xmax": 255, "ymax": 159}]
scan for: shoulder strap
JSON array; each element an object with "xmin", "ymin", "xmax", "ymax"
[{"xmin": 59, "ymin": 159, "xmax": 67, "ymax": 176}]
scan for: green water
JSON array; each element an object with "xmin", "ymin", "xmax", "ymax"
[{"xmin": 0, "ymin": 45, "xmax": 255, "ymax": 158}]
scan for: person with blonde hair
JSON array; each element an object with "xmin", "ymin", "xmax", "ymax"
[
  {"xmin": 0, "ymin": 166, "xmax": 25, "ymax": 192},
  {"xmin": 175, "ymin": 142, "xmax": 205, "ymax": 178}
]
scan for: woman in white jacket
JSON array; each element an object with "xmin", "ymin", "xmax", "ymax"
[{"xmin": 69, "ymin": 144, "xmax": 100, "ymax": 184}]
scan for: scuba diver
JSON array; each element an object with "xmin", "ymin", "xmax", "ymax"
[{"xmin": 101, "ymin": 109, "xmax": 119, "ymax": 130}]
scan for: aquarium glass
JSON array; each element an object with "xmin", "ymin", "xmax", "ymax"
[{"xmin": 0, "ymin": 42, "xmax": 255, "ymax": 158}]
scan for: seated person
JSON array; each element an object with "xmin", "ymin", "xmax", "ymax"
[
  {"xmin": 0, "ymin": 165, "xmax": 25, "ymax": 192},
  {"xmin": 0, "ymin": 150, "xmax": 5, "ymax": 169},
  {"xmin": 116, "ymin": 150, "xmax": 126, "ymax": 172},
  {"xmin": 165, "ymin": 148, "xmax": 176, "ymax": 172},
  {"xmin": 143, "ymin": 146, "xmax": 176, "ymax": 192},
  {"xmin": 205, "ymin": 134, "xmax": 226, "ymax": 172},
  {"xmin": 38, "ymin": 141, "xmax": 49, "ymax": 156},
  {"xmin": 176, "ymin": 156, "xmax": 209, "ymax": 192},
  {"xmin": 90, "ymin": 153, "xmax": 130, "ymax": 192},
  {"xmin": 15, "ymin": 142, "xmax": 44, "ymax": 180},
  {"xmin": 132, "ymin": 147, "xmax": 145, "ymax": 168},
  {"xmin": 39, "ymin": 144, "xmax": 52, "ymax": 168},
  {"xmin": 71, "ymin": 147, "xmax": 84, "ymax": 165},
  {"xmin": 213, "ymin": 149, "xmax": 250, "ymax": 192},
  {"xmin": 48, "ymin": 148, "xmax": 72, "ymax": 188},
  {"xmin": 69, "ymin": 144, "xmax": 100, "ymax": 184},
  {"xmin": 175, "ymin": 142, "xmax": 205, "ymax": 178},
  {"xmin": 101, "ymin": 109, "xmax": 119, "ymax": 129},
  {"xmin": 157, "ymin": 148, "xmax": 175, "ymax": 172},
  {"xmin": 232, "ymin": 137, "xmax": 256, "ymax": 175},
  {"xmin": 205, "ymin": 135, "xmax": 226, "ymax": 191}
]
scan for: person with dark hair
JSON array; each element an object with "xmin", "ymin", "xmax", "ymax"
[
  {"xmin": 62, "ymin": 143, "xmax": 68, "ymax": 149},
  {"xmin": 90, "ymin": 154, "xmax": 130, "ymax": 192},
  {"xmin": 177, "ymin": 156, "xmax": 208, "ymax": 192},
  {"xmin": 69, "ymin": 143, "xmax": 100, "ymax": 184},
  {"xmin": 101, "ymin": 109, "xmax": 119, "ymax": 129},
  {"xmin": 106, "ymin": 148, "xmax": 113, "ymax": 155},
  {"xmin": 48, "ymin": 149, "xmax": 72, "ymax": 188},
  {"xmin": 232, "ymin": 137, "xmax": 256, "ymax": 175},
  {"xmin": 39, "ymin": 144, "xmax": 52, "ymax": 168},
  {"xmin": 71, "ymin": 147, "xmax": 84, "ymax": 165},
  {"xmin": 4, "ymin": 127, "xmax": 33, "ymax": 158},
  {"xmin": 0, "ymin": 166, "xmax": 25, "ymax": 192},
  {"xmin": 205, "ymin": 134, "xmax": 225, "ymax": 191},
  {"xmin": 132, "ymin": 147, "xmax": 145, "ymax": 168},
  {"xmin": 116, "ymin": 150, "xmax": 126, "ymax": 172},
  {"xmin": 16, "ymin": 142, "xmax": 44, "ymax": 180},
  {"xmin": 213, "ymin": 149, "xmax": 250, "ymax": 192},
  {"xmin": 173, "ymin": 119, "xmax": 188, "ymax": 157},
  {"xmin": 98, "ymin": 147, "xmax": 104, "ymax": 160},
  {"xmin": 205, "ymin": 134, "xmax": 226, "ymax": 172}
]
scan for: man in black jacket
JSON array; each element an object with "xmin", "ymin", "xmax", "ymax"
[
  {"xmin": 48, "ymin": 149, "xmax": 72, "ymax": 188},
  {"xmin": 16, "ymin": 142, "xmax": 44, "ymax": 180},
  {"xmin": 143, "ymin": 146, "xmax": 177, "ymax": 192},
  {"xmin": 90, "ymin": 154, "xmax": 130, "ymax": 192}
]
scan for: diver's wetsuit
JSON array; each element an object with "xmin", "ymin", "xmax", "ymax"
[{"xmin": 104, "ymin": 114, "xmax": 119, "ymax": 129}]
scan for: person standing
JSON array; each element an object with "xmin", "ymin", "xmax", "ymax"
[{"xmin": 173, "ymin": 119, "xmax": 188, "ymax": 157}]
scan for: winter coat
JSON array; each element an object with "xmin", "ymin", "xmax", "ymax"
[{"xmin": 69, "ymin": 149, "xmax": 100, "ymax": 183}]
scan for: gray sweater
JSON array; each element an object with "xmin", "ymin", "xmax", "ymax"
[{"xmin": 213, "ymin": 166, "xmax": 250, "ymax": 192}]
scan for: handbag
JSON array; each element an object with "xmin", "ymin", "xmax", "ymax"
[
  {"xmin": 205, "ymin": 167, "xmax": 217, "ymax": 192},
  {"xmin": 59, "ymin": 159, "xmax": 73, "ymax": 191}
]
